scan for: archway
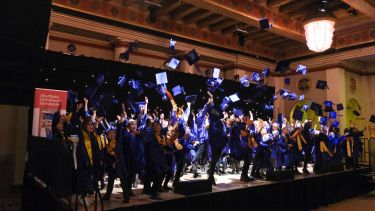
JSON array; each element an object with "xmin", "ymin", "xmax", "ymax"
[{"xmin": 346, "ymin": 98, "xmax": 363, "ymax": 129}]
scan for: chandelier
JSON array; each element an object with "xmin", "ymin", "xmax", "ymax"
[{"xmin": 303, "ymin": 8, "xmax": 336, "ymax": 52}]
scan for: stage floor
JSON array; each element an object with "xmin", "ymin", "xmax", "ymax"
[{"xmin": 71, "ymin": 165, "xmax": 369, "ymax": 211}]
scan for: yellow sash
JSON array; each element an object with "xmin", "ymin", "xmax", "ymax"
[
  {"xmin": 320, "ymin": 141, "xmax": 333, "ymax": 157},
  {"xmin": 346, "ymin": 137, "xmax": 352, "ymax": 158},
  {"xmin": 82, "ymin": 130, "xmax": 93, "ymax": 165}
]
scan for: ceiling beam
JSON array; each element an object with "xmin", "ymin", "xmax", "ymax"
[
  {"xmin": 254, "ymin": 33, "xmax": 280, "ymax": 43},
  {"xmin": 183, "ymin": 10, "xmax": 211, "ymax": 24},
  {"xmin": 267, "ymin": 0, "xmax": 294, "ymax": 9},
  {"xmin": 182, "ymin": 0, "xmax": 305, "ymax": 42},
  {"xmin": 210, "ymin": 19, "xmax": 237, "ymax": 32},
  {"xmin": 341, "ymin": 0, "xmax": 375, "ymax": 18},
  {"xmin": 197, "ymin": 15, "xmax": 226, "ymax": 28},
  {"xmin": 279, "ymin": 0, "xmax": 316, "ymax": 14},
  {"xmin": 262, "ymin": 36, "xmax": 287, "ymax": 46},
  {"xmin": 158, "ymin": 0, "xmax": 183, "ymax": 15},
  {"xmin": 171, "ymin": 5, "xmax": 198, "ymax": 19},
  {"xmin": 121, "ymin": 0, "xmax": 137, "ymax": 7}
]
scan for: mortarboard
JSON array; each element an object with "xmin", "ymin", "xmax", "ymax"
[
  {"xmin": 207, "ymin": 77, "xmax": 224, "ymax": 93},
  {"xmin": 329, "ymin": 111, "xmax": 337, "ymax": 119},
  {"xmin": 259, "ymin": 18, "xmax": 271, "ymax": 29},
  {"xmin": 156, "ymin": 84, "xmax": 168, "ymax": 101},
  {"xmin": 264, "ymin": 104, "xmax": 273, "ymax": 111},
  {"xmin": 273, "ymin": 95, "xmax": 278, "ymax": 100},
  {"xmin": 155, "ymin": 72, "xmax": 168, "ymax": 85},
  {"xmin": 370, "ymin": 115, "xmax": 375, "ymax": 123},
  {"xmin": 275, "ymin": 61, "xmax": 290, "ymax": 74},
  {"xmin": 316, "ymin": 80, "xmax": 328, "ymax": 90},
  {"xmin": 284, "ymin": 77, "xmax": 291, "ymax": 85},
  {"xmin": 299, "ymin": 95, "xmax": 305, "ymax": 101},
  {"xmin": 296, "ymin": 65, "xmax": 308, "ymax": 75},
  {"xmin": 302, "ymin": 103, "xmax": 309, "ymax": 111},
  {"xmin": 310, "ymin": 102, "xmax": 322, "ymax": 115},
  {"xmin": 185, "ymin": 95, "xmax": 197, "ymax": 104},
  {"xmin": 172, "ymin": 85, "xmax": 185, "ymax": 96},
  {"xmin": 166, "ymin": 58, "xmax": 180, "ymax": 69},
  {"xmin": 169, "ymin": 38, "xmax": 176, "ymax": 50},
  {"xmin": 213, "ymin": 68, "xmax": 220, "ymax": 79},
  {"xmin": 228, "ymin": 93, "xmax": 240, "ymax": 102},
  {"xmin": 185, "ymin": 49, "xmax": 200, "ymax": 65},
  {"xmin": 353, "ymin": 110, "xmax": 360, "ymax": 116},
  {"xmin": 251, "ymin": 72, "xmax": 262, "ymax": 82},
  {"xmin": 336, "ymin": 103, "xmax": 344, "ymax": 111},
  {"xmin": 220, "ymin": 96, "xmax": 231, "ymax": 111},
  {"xmin": 233, "ymin": 108, "xmax": 244, "ymax": 117},
  {"xmin": 117, "ymin": 75, "xmax": 126, "ymax": 88},
  {"xmin": 292, "ymin": 107, "xmax": 303, "ymax": 121},
  {"xmin": 324, "ymin": 100, "xmax": 334, "ymax": 112},
  {"xmin": 287, "ymin": 92, "xmax": 297, "ymax": 100},
  {"xmin": 320, "ymin": 117, "xmax": 327, "ymax": 125},
  {"xmin": 240, "ymin": 75, "xmax": 250, "ymax": 87},
  {"xmin": 262, "ymin": 67, "xmax": 271, "ymax": 78},
  {"xmin": 96, "ymin": 73, "xmax": 105, "ymax": 87},
  {"xmin": 332, "ymin": 121, "xmax": 340, "ymax": 128}
]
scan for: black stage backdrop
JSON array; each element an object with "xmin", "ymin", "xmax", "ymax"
[{"xmin": 34, "ymin": 51, "xmax": 275, "ymax": 120}]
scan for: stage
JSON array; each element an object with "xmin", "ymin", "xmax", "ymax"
[{"xmin": 76, "ymin": 166, "xmax": 372, "ymax": 211}]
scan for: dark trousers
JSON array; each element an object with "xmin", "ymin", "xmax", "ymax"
[
  {"xmin": 303, "ymin": 146, "xmax": 312, "ymax": 170},
  {"xmin": 163, "ymin": 154, "xmax": 174, "ymax": 187},
  {"xmin": 192, "ymin": 142, "xmax": 208, "ymax": 174},
  {"xmin": 251, "ymin": 149, "xmax": 262, "ymax": 177},
  {"xmin": 149, "ymin": 174, "xmax": 164, "ymax": 196},
  {"xmin": 105, "ymin": 168, "xmax": 129, "ymax": 199},
  {"xmin": 208, "ymin": 145, "xmax": 224, "ymax": 179},
  {"xmin": 174, "ymin": 153, "xmax": 186, "ymax": 183},
  {"xmin": 241, "ymin": 149, "xmax": 252, "ymax": 177}
]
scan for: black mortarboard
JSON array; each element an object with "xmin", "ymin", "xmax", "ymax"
[
  {"xmin": 370, "ymin": 115, "xmax": 375, "ymax": 123},
  {"xmin": 275, "ymin": 60, "xmax": 290, "ymax": 73},
  {"xmin": 310, "ymin": 102, "xmax": 322, "ymax": 115},
  {"xmin": 353, "ymin": 110, "xmax": 360, "ymax": 116},
  {"xmin": 316, "ymin": 80, "xmax": 328, "ymax": 90},
  {"xmin": 185, "ymin": 95, "xmax": 197, "ymax": 104},
  {"xmin": 336, "ymin": 103, "xmax": 344, "ymax": 111},
  {"xmin": 292, "ymin": 106, "xmax": 303, "ymax": 121},
  {"xmin": 185, "ymin": 49, "xmax": 200, "ymax": 65},
  {"xmin": 284, "ymin": 77, "xmax": 291, "ymax": 85},
  {"xmin": 262, "ymin": 67, "xmax": 271, "ymax": 78},
  {"xmin": 259, "ymin": 18, "xmax": 271, "ymax": 29}
]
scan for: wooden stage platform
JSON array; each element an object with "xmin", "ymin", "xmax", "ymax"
[{"xmin": 77, "ymin": 167, "xmax": 372, "ymax": 211}]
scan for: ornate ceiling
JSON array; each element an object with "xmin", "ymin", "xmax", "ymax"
[{"xmin": 52, "ymin": 0, "xmax": 375, "ymax": 61}]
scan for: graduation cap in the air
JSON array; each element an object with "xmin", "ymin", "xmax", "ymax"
[
  {"xmin": 185, "ymin": 49, "xmax": 200, "ymax": 65},
  {"xmin": 296, "ymin": 65, "xmax": 308, "ymax": 75},
  {"xmin": 169, "ymin": 38, "xmax": 176, "ymax": 50},
  {"xmin": 324, "ymin": 101, "xmax": 334, "ymax": 112},
  {"xmin": 207, "ymin": 77, "xmax": 224, "ymax": 93},
  {"xmin": 299, "ymin": 95, "xmax": 305, "ymax": 101},
  {"xmin": 280, "ymin": 90, "xmax": 289, "ymax": 99},
  {"xmin": 117, "ymin": 75, "xmax": 126, "ymax": 88},
  {"xmin": 370, "ymin": 115, "xmax": 375, "ymax": 123},
  {"xmin": 275, "ymin": 61, "xmax": 290, "ymax": 74},
  {"xmin": 166, "ymin": 58, "xmax": 180, "ymax": 70},
  {"xmin": 316, "ymin": 80, "xmax": 328, "ymax": 90},
  {"xmin": 185, "ymin": 95, "xmax": 197, "ymax": 104},
  {"xmin": 228, "ymin": 93, "xmax": 240, "ymax": 102},
  {"xmin": 302, "ymin": 103, "xmax": 309, "ymax": 111},
  {"xmin": 320, "ymin": 117, "xmax": 327, "ymax": 125},
  {"xmin": 259, "ymin": 18, "xmax": 272, "ymax": 29},
  {"xmin": 155, "ymin": 72, "xmax": 168, "ymax": 85},
  {"xmin": 213, "ymin": 68, "xmax": 221, "ymax": 79},
  {"xmin": 310, "ymin": 102, "xmax": 322, "ymax": 115},
  {"xmin": 262, "ymin": 67, "xmax": 271, "ymax": 78},
  {"xmin": 251, "ymin": 72, "xmax": 262, "ymax": 82},
  {"xmin": 272, "ymin": 95, "xmax": 278, "ymax": 100},
  {"xmin": 129, "ymin": 79, "xmax": 143, "ymax": 97},
  {"xmin": 240, "ymin": 75, "xmax": 250, "ymax": 87},
  {"xmin": 220, "ymin": 96, "xmax": 231, "ymax": 111},
  {"xmin": 353, "ymin": 110, "xmax": 361, "ymax": 116},
  {"xmin": 292, "ymin": 107, "xmax": 304, "ymax": 121},
  {"xmin": 284, "ymin": 77, "xmax": 291, "ymax": 85},
  {"xmin": 329, "ymin": 111, "xmax": 337, "ymax": 119},
  {"xmin": 331, "ymin": 120, "xmax": 340, "ymax": 128},
  {"xmin": 233, "ymin": 108, "xmax": 244, "ymax": 117},
  {"xmin": 336, "ymin": 103, "xmax": 344, "ymax": 111},
  {"xmin": 94, "ymin": 73, "xmax": 105, "ymax": 87},
  {"xmin": 156, "ymin": 84, "xmax": 168, "ymax": 101},
  {"xmin": 172, "ymin": 85, "xmax": 185, "ymax": 96},
  {"xmin": 287, "ymin": 92, "xmax": 297, "ymax": 100}
]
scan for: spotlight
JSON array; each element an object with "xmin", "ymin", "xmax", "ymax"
[
  {"xmin": 238, "ymin": 33, "xmax": 245, "ymax": 46},
  {"xmin": 67, "ymin": 43, "xmax": 76, "ymax": 55}
]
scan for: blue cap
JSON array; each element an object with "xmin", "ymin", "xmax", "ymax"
[
  {"xmin": 166, "ymin": 58, "xmax": 180, "ymax": 69},
  {"xmin": 284, "ymin": 77, "xmax": 291, "ymax": 85},
  {"xmin": 117, "ymin": 75, "xmax": 126, "ymax": 88},
  {"xmin": 262, "ymin": 67, "xmax": 270, "ymax": 78},
  {"xmin": 324, "ymin": 101, "xmax": 333, "ymax": 107},
  {"xmin": 302, "ymin": 103, "xmax": 309, "ymax": 111},
  {"xmin": 136, "ymin": 101, "xmax": 146, "ymax": 107},
  {"xmin": 172, "ymin": 85, "xmax": 185, "ymax": 96},
  {"xmin": 299, "ymin": 95, "xmax": 304, "ymax": 101},
  {"xmin": 320, "ymin": 117, "xmax": 327, "ymax": 125},
  {"xmin": 251, "ymin": 72, "xmax": 262, "ymax": 82},
  {"xmin": 206, "ymin": 77, "xmax": 224, "ymax": 93},
  {"xmin": 233, "ymin": 108, "xmax": 244, "ymax": 117},
  {"xmin": 296, "ymin": 64, "xmax": 308, "ymax": 75},
  {"xmin": 220, "ymin": 96, "xmax": 231, "ymax": 111},
  {"xmin": 331, "ymin": 121, "xmax": 339, "ymax": 128},
  {"xmin": 264, "ymin": 104, "xmax": 273, "ymax": 111},
  {"xmin": 287, "ymin": 92, "xmax": 297, "ymax": 100},
  {"xmin": 240, "ymin": 75, "xmax": 250, "ymax": 87},
  {"xmin": 329, "ymin": 111, "xmax": 337, "ymax": 119},
  {"xmin": 273, "ymin": 95, "xmax": 278, "ymax": 100}
]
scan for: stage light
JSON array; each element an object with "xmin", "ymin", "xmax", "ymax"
[{"xmin": 67, "ymin": 43, "xmax": 76, "ymax": 55}]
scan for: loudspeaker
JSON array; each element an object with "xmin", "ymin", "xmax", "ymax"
[
  {"xmin": 266, "ymin": 170, "xmax": 295, "ymax": 181},
  {"xmin": 174, "ymin": 179, "xmax": 212, "ymax": 195}
]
